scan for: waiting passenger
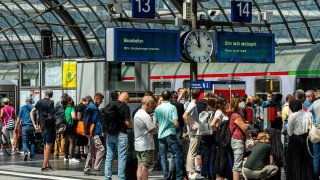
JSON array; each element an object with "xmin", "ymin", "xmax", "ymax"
[
  {"xmin": 30, "ymin": 89, "xmax": 55, "ymax": 171},
  {"xmin": 229, "ymin": 96, "xmax": 249, "ymax": 180},
  {"xmin": 0, "ymin": 98, "xmax": 16, "ymax": 155},
  {"xmin": 15, "ymin": 97, "xmax": 35, "ymax": 161},
  {"xmin": 134, "ymin": 96, "xmax": 157, "ymax": 180},
  {"xmin": 286, "ymin": 99, "xmax": 316, "ymax": 180},
  {"xmin": 154, "ymin": 90, "xmax": 183, "ymax": 180},
  {"xmin": 243, "ymin": 132, "xmax": 278, "ymax": 179},
  {"xmin": 83, "ymin": 93, "xmax": 105, "ymax": 176}
]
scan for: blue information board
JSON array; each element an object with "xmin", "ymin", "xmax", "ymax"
[
  {"xmin": 190, "ymin": 81, "xmax": 212, "ymax": 90},
  {"xmin": 106, "ymin": 28, "xmax": 180, "ymax": 62},
  {"xmin": 231, "ymin": 1, "xmax": 252, "ymax": 23},
  {"xmin": 132, "ymin": 0, "xmax": 155, "ymax": 18},
  {"xmin": 216, "ymin": 32, "xmax": 275, "ymax": 63}
]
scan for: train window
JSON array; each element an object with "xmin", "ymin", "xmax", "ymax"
[
  {"xmin": 183, "ymin": 80, "xmax": 190, "ymax": 90},
  {"xmin": 21, "ymin": 62, "xmax": 40, "ymax": 87},
  {"xmin": 255, "ymin": 78, "xmax": 281, "ymax": 94},
  {"xmin": 152, "ymin": 81, "xmax": 172, "ymax": 95},
  {"xmin": 296, "ymin": 78, "xmax": 320, "ymax": 92},
  {"xmin": 43, "ymin": 61, "xmax": 62, "ymax": 87}
]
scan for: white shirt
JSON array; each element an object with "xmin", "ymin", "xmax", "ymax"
[
  {"xmin": 185, "ymin": 101, "xmax": 199, "ymax": 135},
  {"xmin": 134, "ymin": 109, "xmax": 156, "ymax": 151},
  {"xmin": 214, "ymin": 109, "xmax": 228, "ymax": 126},
  {"xmin": 287, "ymin": 110, "xmax": 311, "ymax": 136}
]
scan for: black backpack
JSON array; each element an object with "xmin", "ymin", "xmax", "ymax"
[
  {"xmin": 101, "ymin": 102, "xmax": 124, "ymax": 135},
  {"xmin": 41, "ymin": 109, "xmax": 55, "ymax": 130},
  {"xmin": 215, "ymin": 113, "xmax": 236, "ymax": 147},
  {"xmin": 54, "ymin": 102, "xmax": 66, "ymax": 127}
]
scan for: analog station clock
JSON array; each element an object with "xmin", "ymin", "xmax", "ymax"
[{"xmin": 183, "ymin": 29, "xmax": 214, "ymax": 63}]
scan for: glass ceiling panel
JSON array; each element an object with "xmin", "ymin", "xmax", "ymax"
[{"xmin": 0, "ymin": 0, "xmax": 319, "ymax": 62}]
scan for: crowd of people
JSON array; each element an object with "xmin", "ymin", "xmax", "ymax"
[{"xmin": 0, "ymin": 88, "xmax": 320, "ymax": 180}]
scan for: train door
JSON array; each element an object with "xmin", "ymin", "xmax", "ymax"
[
  {"xmin": 0, "ymin": 80, "xmax": 17, "ymax": 109},
  {"xmin": 255, "ymin": 77, "xmax": 281, "ymax": 101}
]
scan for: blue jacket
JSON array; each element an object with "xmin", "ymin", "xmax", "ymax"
[{"xmin": 84, "ymin": 102, "xmax": 102, "ymax": 136}]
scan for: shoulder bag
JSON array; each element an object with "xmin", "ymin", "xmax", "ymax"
[{"xmin": 4, "ymin": 107, "xmax": 15, "ymax": 130}]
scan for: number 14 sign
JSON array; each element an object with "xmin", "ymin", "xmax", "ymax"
[
  {"xmin": 132, "ymin": 0, "xmax": 155, "ymax": 18},
  {"xmin": 231, "ymin": 1, "xmax": 252, "ymax": 23}
]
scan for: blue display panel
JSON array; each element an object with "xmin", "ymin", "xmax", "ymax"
[
  {"xmin": 190, "ymin": 81, "xmax": 212, "ymax": 90},
  {"xmin": 106, "ymin": 28, "xmax": 180, "ymax": 62},
  {"xmin": 216, "ymin": 32, "xmax": 275, "ymax": 63},
  {"xmin": 231, "ymin": 1, "xmax": 252, "ymax": 23},
  {"xmin": 132, "ymin": 0, "xmax": 155, "ymax": 18}
]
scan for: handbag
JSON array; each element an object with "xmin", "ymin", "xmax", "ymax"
[
  {"xmin": 4, "ymin": 108, "xmax": 15, "ymax": 130},
  {"xmin": 308, "ymin": 112, "xmax": 320, "ymax": 143},
  {"xmin": 76, "ymin": 120, "xmax": 94, "ymax": 136}
]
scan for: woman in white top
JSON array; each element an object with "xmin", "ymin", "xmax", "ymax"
[
  {"xmin": 286, "ymin": 99, "xmax": 316, "ymax": 180},
  {"xmin": 211, "ymin": 98, "xmax": 232, "ymax": 180}
]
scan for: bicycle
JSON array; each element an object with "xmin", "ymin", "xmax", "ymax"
[{"xmin": 1, "ymin": 130, "xmax": 12, "ymax": 156}]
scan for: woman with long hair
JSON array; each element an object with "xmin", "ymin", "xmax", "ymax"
[
  {"xmin": 229, "ymin": 96, "xmax": 249, "ymax": 180},
  {"xmin": 286, "ymin": 99, "xmax": 316, "ymax": 180},
  {"xmin": 64, "ymin": 97, "xmax": 79, "ymax": 163}
]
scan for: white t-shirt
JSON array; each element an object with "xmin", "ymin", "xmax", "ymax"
[
  {"xmin": 185, "ymin": 101, "xmax": 199, "ymax": 135},
  {"xmin": 134, "ymin": 109, "xmax": 156, "ymax": 151},
  {"xmin": 214, "ymin": 109, "xmax": 229, "ymax": 126}
]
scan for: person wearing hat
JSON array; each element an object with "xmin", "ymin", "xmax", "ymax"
[{"xmin": 15, "ymin": 97, "xmax": 36, "ymax": 161}]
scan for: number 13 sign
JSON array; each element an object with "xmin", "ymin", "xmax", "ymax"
[
  {"xmin": 132, "ymin": 0, "xmax": 155, "ymax": 19},
  {"xmin": 231, "ymin": 1, "xmax": 252, "ymax": 23}
]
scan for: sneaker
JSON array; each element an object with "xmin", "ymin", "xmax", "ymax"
[
  {"xmin": 11, "ymin": 151, "xmax": 16, "ymax": 155},
  {"xmin": 0, "ymin": 150, "xmax": 3, "ymax": 156},
  {"xmin": 24, "ymin": 154, "xmax": 28, "ymax": 161},
  {"xmin": 188, "ymin": 172, "xmax": 204, "ymax": 180},
  {"xmin": 69, "ymin": 158, "xmax": 80, "ymax": 163},
  {"xmin": 64, "ymin": 158, "xmax": 69, "ymax": 162}
]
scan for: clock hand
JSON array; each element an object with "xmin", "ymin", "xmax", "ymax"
[
  {"xmin": 192, "ymin": 32, "xmax": 200, "ymax": 47},
  {"xmin": 197, "ymin": 31, "xmax": 201, "ymax": 48}
]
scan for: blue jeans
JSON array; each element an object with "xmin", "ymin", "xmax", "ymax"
[
  {"xmin": 314, "ymin": 142, "xmax": 320, "ymax": 177},
  {"xmin": 159, "ymin": 134, "xmax": 183, "ymax": 180},
  {"xmin": 105, "ymin": 133, "xmax": 128, "ymax": 180},
  {"xmin": 22, "ymin": 125, "xmax": 35, "ymax": 157}
]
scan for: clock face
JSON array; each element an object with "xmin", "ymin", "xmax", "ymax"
[{"xmin": 184, "ymin": 30, "xmax": 214, "ymax": 63}]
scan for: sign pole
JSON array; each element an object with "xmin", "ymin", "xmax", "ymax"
[{"xmin": 190, "ymin": 0, "xmax": 198, "ymax": 82}]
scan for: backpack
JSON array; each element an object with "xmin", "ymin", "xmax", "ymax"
[
  {"xmin": 101, "ymin": 102, "xmax": 124, "ymax": 135},
  {"xmin": 54, "ymin": 102, "xmax": 66, "ymax": 127},
  {"xmin": 215, "ymin": 113, "xmax": 235, "ymax": 148},
  {"xmin": 198, "ymin": 111, "xmax": 215, "ymax": 136},
  {"xmin": 42, "ymin": 109, "xmax": 55, "ymax": 130}
]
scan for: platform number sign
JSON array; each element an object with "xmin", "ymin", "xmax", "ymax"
[
  {"xmin": 231, "ymin": 1, "xmax": 252, "ymax": 23},
  {"xmin": 132, "ymin": 0, "xmax": 155, "ymax": 19}
]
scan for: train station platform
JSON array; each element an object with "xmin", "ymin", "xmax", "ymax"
[{"xmin": 0, "ymin": 154, "xmax": 163, "ymax": 180}]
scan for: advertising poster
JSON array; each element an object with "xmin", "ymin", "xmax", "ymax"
[{"xmin": 63, "ymin": 60, "xmax": 77, "ymax": 88}]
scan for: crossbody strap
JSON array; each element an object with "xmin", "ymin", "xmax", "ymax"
[{"xmin": 3, "ymin": 107, "xmax": 12, "ymax": 119}]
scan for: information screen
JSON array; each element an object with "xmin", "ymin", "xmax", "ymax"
[
  {"xmin": 216, "ymin": 32, "xmax": 275, "ymax": 63},
  {"xmin": 106, "ymin": 28, "xmax": 180, "ymax": 62}
]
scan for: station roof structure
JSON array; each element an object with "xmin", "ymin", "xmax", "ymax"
[{"xmin": 0, "ymin": 0, "xmax": 319, "ymax": 62}]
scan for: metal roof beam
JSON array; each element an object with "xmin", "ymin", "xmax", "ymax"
[{"xmin": 41, "ymin": 0, "xmax": 93, "ymax": 58}]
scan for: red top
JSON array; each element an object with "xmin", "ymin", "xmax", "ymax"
[
  {"xmin": 2, "ymin": 105, "xmax": 15, "ymax": 126},
  {"xmin": 229, "ymin": 113, "xmax": 246, "ymax": 139}
]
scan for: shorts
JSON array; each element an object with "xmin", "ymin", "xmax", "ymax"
[
  {"xmin": 231, "ymin": 138, "xmax": 244, "ymax": 172},
  {"xmin": 136, "ymin": 150, "xmax": 154, "ymax": 168},
  {"xmin": 42, "ymin": 130, "xmax": 55, "ymax": 145}
]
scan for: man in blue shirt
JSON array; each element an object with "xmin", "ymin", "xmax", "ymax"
[
  {"xmin": 154, "ymin": 90, "xmax": 183, "ymax": 180},
  {"xmin": 15, "ymin": 97, "xmax": 35, "ymax": 161}
]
